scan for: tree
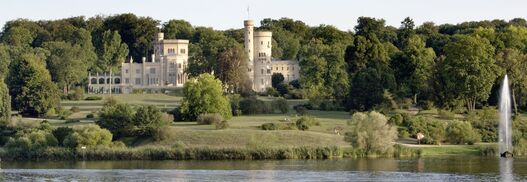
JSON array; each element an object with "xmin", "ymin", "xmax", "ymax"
[
  {"xmin": 272, "ymin": 73, "xmax": 285, "ymax": 88},
  {"xmin": 180, "ymin": 73, "xmax": 232, "ymax": 120},
  {"xmin": 0, "ymin": 78, "xmax": 10, "ymax": 126},
  {"xmin": 347, "ymin": 65, "xmax": 396, "ymax": 111},
  {"xmin": 96, "ymin": 30, "xmax": 129, "ymax": 95},
  {"xmin": 438, "ymin": 35, "xmax": 499, "ymax": 111},
  {"xmin": 495, "ymin": 48, "xmax": 527, "ymax": 114},
  {"xmin": 43, "ymin": 41, "xmax": 89, "ymax": 94},
  {"xmin": 299, "ymin": 39, "xmax": 349, "ymax": 106},
  {"xmin": 217, "ymin": 46, "xmax": 249, "ymax": 93},
  {"xmin": 397, "ymin": 17, "xmax": 416, "ymax": 47},
  {"xmin": 97, "ymin": 103, "xmax": 135, "ymax": 138},
  {"xmin": 8, "ymin": 51, "xmax": 60, "ymax": 116},
  {"xmin": 102, "ymin": 14, "xmax": 159, "ymax": 62},
  {"xmin": 392, "ymin": 35, "xmax": 436, "ymax": 103},
  {"xmin": 345, "ymin": 111, "xmax": 398, "ymax": 154},
  {"xmin": 0, "ymin": 44, "xmax": 10, "ymax": 78},
  {"xmin": 133, "ymin": 105, "xmax": 171, "ymax": 136},
  {"xmin": 162, "ymin": 19, "xmax": 195, "ymax": 40}
]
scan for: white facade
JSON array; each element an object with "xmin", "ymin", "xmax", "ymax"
[{"xmin": 88, "ymin": 33, "xmax": 189, "ymax": 94}]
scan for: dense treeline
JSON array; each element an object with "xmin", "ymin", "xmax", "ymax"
[{"xmin": 1, "ymin": 14, "xmax": 527, "ymax": 118}]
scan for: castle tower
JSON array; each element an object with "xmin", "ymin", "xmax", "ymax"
[
  {"xmin": 244, "ymin": 20, "xmax": 255, "ymax": 85},
  {"xmin": 253, "ymin": 31, "xmax": 272, "ymax": 92}
]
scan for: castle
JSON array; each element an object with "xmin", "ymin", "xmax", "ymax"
[{"xmin": 88, "ymin": 20, "xmax": 299, "ymax": 94}]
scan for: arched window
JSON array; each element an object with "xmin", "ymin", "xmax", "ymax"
[
  {"xmin": 114, "ymin": 78, "xmax": 121, "ymax": 84},
  {"xmin": 98, "ymin": 78, "xmax": 105, "ymax": 84},
  {"xmin": 91, "ymin": 78, "xmax": 97, "ymax": 84}
]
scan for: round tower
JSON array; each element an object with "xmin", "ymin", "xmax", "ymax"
[
  {"xmin": 253, "ymin": 31, "xmax": 272, "ymax": 92},
  {"xmin": 244, "ymin": 20, "xmax": 254, "ymax": 85}
]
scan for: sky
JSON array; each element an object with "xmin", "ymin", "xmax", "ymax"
[{"xmin": 1, "ymin": 0, "xmax": 527, "ymax": 31}]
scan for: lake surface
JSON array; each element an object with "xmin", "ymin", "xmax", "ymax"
[{"xmin": 0, "ymin": 156, "xmax": 525, "ymax": 181}]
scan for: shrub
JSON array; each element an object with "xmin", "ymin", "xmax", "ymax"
[
  {"xmin": 70, "ymin": 106, "xmax": 80, "ymax": 113},
  {"xmin": 63, "ymin": 124, "xmax": 113, "ymax": 148},
  {"xmin": 293, "ymin": 105, "xmax": 308, "ymax": 116},
  {"xmin": 66, "ymin": 88, "xmax": 84, "ymax": 101},
  {"xmin": 239, "ymin": 97, "xmax": 272, "ymax": 114},
  {"xmin": 96, "ymin": 103, "xmax": 135, "ymax": 138},
  {"xmin": 133, "ymin": 105, "xmax": 171, "ymax": 136},
  {"xmin": 467, "ymin": 107, "xmax": 498, "ymax": 142},
  {"xmin": 345, "ymin": 112, "xmax": 398, "ymax": 155},
  {"xmin": 229, "ymin": 94, "xmax": 242, "ymax": 116},
  {"xmin": 85, "ymin": 96, "xmax": 102, "ymax": 101},
  {"xmin": 418, "ymin": 100, "xmax": 435, "ymax": 110},
  {"xmin": 197, "ymin": 113, "xmax": 223, "ymax": 125},
  {"xmin": 58, "ymin": 109, "xmax": 72, "ymax": 120},
  {"xmin": 65, "ymin": 119, "xmax": 80, "ymax": 124},
  {"xmin": 103, "ymin": 97, "xmax": 118, "ymax": 107},
  {"xmin": 265, "ymin": 87, "xmax": 280, "ymax": 97},
  {"xmin": 260, "ymin": 122, "xmax": 296, "ymax": 130},
  {"xmin": 86, "ymin": 113, "xmax": 95, "ymax": 119},
  {"xmin": 446, "ymin": 120, "xmax": 481, "ymax": 145},
  {"xmin": 438, "ymin": 109, "xmax": 456, "ymax": 120},
  {"xmin": 170, "ymin": 107, "xmax": 185, "ymax": 121},
  {"xmin": 152, "ymin": 127, "xmax": 174, "ymax": 142},
  {"xmin": 52, "ymin": 127, "xmax": 74, "ymax": 146},
  {"xmin": 288, "ymin": 89, "xmax": 305, "ymax": 99},
  {"xmin": 295, "ymin": 117, "xmax": 319, "ymax": 131},
  {"xmin": 215, "ymin": 120, "xmax": 229, "ymax": 130},
  {"xmin": 388, "ymin": 114, "xmax": 404, "ymax": 126},
  {"xmin": 273, "ymin": 98, "xmax": 289, "ymax": 114}
]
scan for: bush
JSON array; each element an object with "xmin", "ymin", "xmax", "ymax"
[
  {"xmin": 86, "ymin": 113, "xmax": 95, "ymax": 119},
  {"xmin": 295, "ymin": 117, "xmax": 319, "ymax": 131},
  {"xmin": 63, "ymin": 124, "xmax": 113, "ymax": 148},
  {"xmin": 467, "ymin": 107, "xmax": 498, "ymax": 142},
  {"xmin": 197, "ymin": 113, "xmax": 223, "ymax": 125},
  {"xmin": 345, "ymin": 112, "xmax": 398, "ymax": 155},
  {"xmin": 438, "ymin": 109, "xmax": 456, "ymax": 120},
  {"xmin": 96, "ymin": 103, "xmax": 135, "ymax": 138},
  {"xmin": 229, "ymin": 94, "xmax": 242, "ymax": 116},
  {"xmin": 70, "ymin": 106, "xmax": 80, "ymax": 113},
  {"xmin": 65, "ymin": 119, "xmax": 80, "ymax": 124},
  {"xmin": 239, "ymin": 97, "xmax": 272, "ymax": 114},
  {"xmin": 294, "ymin": 105, "xmax": 308, "ymax": 116},
  {"xmin": 85, "ymin": 96, "xmax": 102, "ymax": 101},
  {"xmin": 261, "ymin": 122, "xmax": 296, "ymax": 130},
  {"xmin": 265, "ymin": 87, "xmax": 280, "ymax": 97},
  {"xmin": 418, "ymin": 100, "xmax": 435, "ymax": 110},
  {"xmin": 170, "ymin": 107, "xmax": 185, "ymax": 121},
  {"xmin": 287, "ymin": 89, "xmax": 305, "ymax": 99},
  {"xmin": 446, "ymin": 120, "xmax": 481, "ymax": 145},
  {"xmin": 273, "ymin": 98, "xmax": 289, "ymax": 114},
  {"xmin": 66, "ymin": 88, "xmax": 84, "ymax": 101},
  {"xmin": 215, "ymin": 120, "xmax": 229, "ymax": 130},
  {"xmin": 58, "ymin": 109, "xmax": 72, "ymax": 120},
  {"xmin": 152, "ymin": 127, "xmax": 174, "ymax": 142},
  {"xmin": 52, "ymin": 127, "xmax": 74, "ymax": 146}
]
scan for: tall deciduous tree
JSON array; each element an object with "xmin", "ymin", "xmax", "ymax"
[
  {"xmin": 97, "ymin": 30, "xmax": 128, "ymax": 94},
  {"xmin": 43, "ymin": 41, "xmax": 89, "ymax": 94},
  {"xmin": 162, "ymin": 19, "xmax": 195, "ymax": 40},
  {"xmin": 8, "ymin": 51, "xmax": 60, "ymax": 116},
  {"xmin": 217, "ymin": 46, "xmax": 249, "ymax": 93},
  {"xmin": 0, "ymin": 77, "xmax": 10, "ymax": 126},
  {"xmin": 495, "ymin": 48, "xmax": 527, "ymax": 114},
  {"xmin": 392, "ymin": 35, "xmax": 436, "ymax": 103},
  {"xmin": 180, "ymin": 73, "xmax": 232, "ymax": 120},
  {"xmin": 0, "ymin": 44, "xmax": 10, "ymax": 78},
  {"xmin": 439, "ymin": 35, "xmax": 499, "ymax": 111}
]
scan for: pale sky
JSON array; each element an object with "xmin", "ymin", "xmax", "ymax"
[{"xmin": 1, "ymin": 0, "xmax": 526, "ymax": 31}]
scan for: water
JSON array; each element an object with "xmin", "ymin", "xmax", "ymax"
[
  {"xmin": 499, "ymin": 75, "xmax": 513, "ymax": 155},
  {"xmin": 1, "ymin": 157, "xmax": 527, "ymax": 181}
]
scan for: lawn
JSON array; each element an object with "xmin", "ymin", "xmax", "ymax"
[{"xmin": 34, "ymin": 93, "xmax": 507, "ymax": 157}]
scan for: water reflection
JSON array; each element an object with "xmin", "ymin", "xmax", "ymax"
[
  {"xmin": 500, "ymin": 158, "xmax": 513, "ymax": 181},
  {"xmin": 0, "ymin": 157, "xmax": 525, "ymax": 181}
]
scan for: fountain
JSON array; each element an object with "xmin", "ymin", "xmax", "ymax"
[{"xmin": 499, "ymin": 75, "xmax": 513, "ymax": 158}]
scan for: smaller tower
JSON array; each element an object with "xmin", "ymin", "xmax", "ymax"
[{"xmin": 244, "ymin": 20, "xmax": 255, "ymax": 86}]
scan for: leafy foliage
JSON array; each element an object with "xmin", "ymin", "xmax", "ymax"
[
  {"xmin": 345, "ymin": 112, "xmax": 398, "ymax": 154},
  {"xmin": 180, "ymin": 73, "xmax": 232, "ymax": 120}
]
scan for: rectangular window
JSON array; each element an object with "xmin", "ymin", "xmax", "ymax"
[
  {"xmin": 287, "ymin": 67, "xmax": 289, "ymax": 70},
  {"xmin": 125, "ymin": 69, "xmax": 129, "ymax": 74},
  {"xmin": 150, "ymin": 68, "xmax": 156, "ymax": 74},
  {"xmin": 180, "ymin": 49, "xmax": 186, "ymax": 54},
  {"xmin": 170, "ymin": 63, "xmax": 175, "ymax": 68},
  {"xmin": 282, "ymin": 67, "xmax": 284, "ymax": 70},
  {"xmin": 125, "ymin": 78, "xmax": 130, "ymax": 84},
  {"xmin": 135, "ymin": 78, "xmax": 141, "ymax": 85},
  {"xmin": 178, "ymin": 63, "xmax": 182, "ymax": 68},
  {"xmin": 261, "ymin": 69, "xmax": 264, "ymax": 74},
  {"xmin": 267, "ymin": 69, "xmax": 271, "ymax": 74}
]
